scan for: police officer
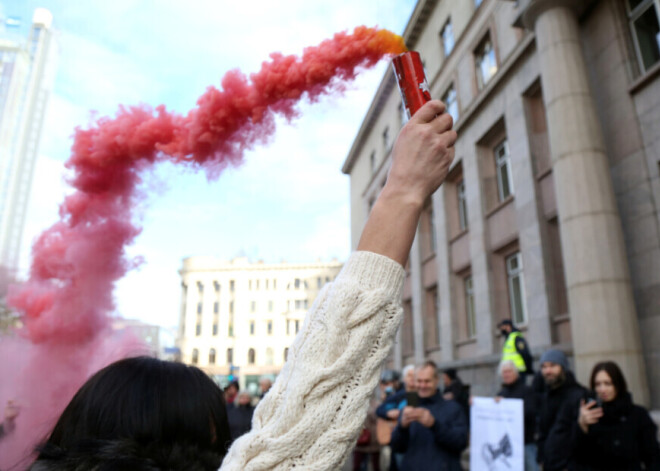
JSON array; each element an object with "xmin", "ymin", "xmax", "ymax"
[{"xmin": 498, "ymin": 319, "xmax": 533, "ymax": 380}]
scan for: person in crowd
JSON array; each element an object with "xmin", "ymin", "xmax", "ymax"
[
  {"xmin": 353, "ymin": 391, "xmax": 381, "ymax": 471},
  {"xmin": 0, "ymin": 400, "xmax": 19, "ymax": 440},
  {"xmin": 226, "ymin": 391, "xmax": 255, "ymax": 444},
  {"xmin": 568, "ymin": 361, "xmax": 660, "ymax": 470},
  {"xmin": 498, "ymin": 319, "xmax": 534, "ymax": 381},
  {"xmin": 29, "ymin": 99, "xmax": 456, "ymax": 470},
  {"xmin": 390, "ymin": 361, "xmax": 468, "ymax": 471},
  {"xmin": 376, "ymin": 364, "xmax": 416, "ymax": 471},
  {"xmin": 258, "ymin": 377, "xmax": 273, "ymax": 399},
  {"xmin": 379, "ymin": 369, "xmax": 402, "ymax": 401},
  {"xmin": 441, "ymin": 368, "xmax": 469, "ymax": 422},
  {"xmin": 536, "ymin": 349, "xmax": 586, "ymax": 471},
  {"xmin": 224, "ymin": 380, "xmax": 239, "ymax": 405},
  {"xmin": 496, "ymin": 360, "xmax": 539, "ymax": 471}
]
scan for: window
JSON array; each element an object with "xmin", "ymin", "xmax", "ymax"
[
  {"xmin": 494, "ymin": 139, "xmax": 514, "ymax": 200},
  {"xmin": 213, "ymin": 301, "xmax": 219, "ymax": 314},
  {"xmin": 230, "ymin": 280, "xmax": 235, "ymax": 292},
  {"xmin": 192, "ymin": 348, "xmax": 199, "ymax": 365},
  {"xmin": 229, "ymin": 301, "xmax": 234, "ymax": 313},
  {"xmin": 266, "ymin": 348, "xmax": 274, "ymax": 366},
  {"xmin": 212, "ymin": 323, "xmax": 218, "ymax": 336},
  {"xmin": 442, "ymin": 84, "xmax": 459, "ymax": 124},
  {"xmin": 287, "ymin": 319, "xmax": 291, "ymax": 335},
  {"xmin": 441, "ymin": 19, "xmax": 454, "ymax": 58},
  {"xmin": 268, "ymin": 300, "xmax": 274, "ymax": 312},
  {"xmin": 370, "ymin": 151, "xmax": 376, "ymax": 174},
  {"xmin": 249, "ymin": 280, "xmax": 252, "ymax": 290},
  {"xmin": 195, "ymin": 323, "xmax": 201, "ymax": 336},
  {"xmin": 295, "ymin": 300, "xmax": 302, "ymax": 310},
  {"xmin": 251, "ymin": 300, "xmax": 256, "ymax": 312},
  {"xmin": 196, "ymin": 302, "xmax": 202, "ymax": 314},
  {"xmin": 475, "ymin": 34, "xmax": 497, "ymax": 89},
  {"xmin": 209, "ymin": 348, "xmax": 216, "ymax": 365},
  {"xmin": 267, "ymin": 320, "xmax": 273, "ymax": 335},
  {"xmin": 256, "ymin": 279, "xmax": 260, "ymax": 290},
  {"xmin": 627, "ymin": 0, "xmax": 660, "ymax": 72},
  {"xmin": 228, "ymin": 323, "xmax": 234, "ymax": 337},
  {"xmin": 213, "ymin": 281, "xmax": 220, "ymax": 292},
  {"xmin": 266, "ymin": 279, "xmax": 269, "ymax": 289},
  {"xmin": 284, "ymin": 348, "xmax": 289, "ymax": 361},
  {"xmin": 273, "ymin": 279, "xmax": 277, "ymax": 289},
  {"xmin": 197, "ymin": 282, "xmax": 204, "ymax": 294},
  {"xmin": 250, "ymin": 321, "xmax": 255, "ymax": 335},
  {"xmin": 227, "ymin": 348, "xmax": 233, "ymax": 365},
  {"xmin": 382, "ymin": 126, "xmax": 391, "ymax": 152},
  {"xmin": 506, "ymin": 252, "xmax": 527, "ymax": 325},
  {"xmin": 295, "ymin": 320, "xmax": 300, "ymax": 334},
  {"xmin": 424, "ymin": 286, "xmax": 440, "ymax": 350},
  {"xmin": 248, "ymin": 348, "xmax": 256, "ymax": 365},
  {"xmin": 457, "ymin": 180, "xmax": 468, "ymax": 230},
  {"xmin": 402, "ymin": 300, "xmax": 414, "ymax": 355},
  {"xmin": 465, "ymin": 276, "xmax": 476, "ymax": 338},
  {"xmin": 294, "ymin": 278, "xmax": 301, "ymax": 289},
  {"xmin": 317, "ymin": 277, "xmax": 322, "ymax": 288}
]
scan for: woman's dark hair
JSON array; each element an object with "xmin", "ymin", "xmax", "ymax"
[
  {"xmin": 32, "ymin": 356, "xmax": 231, "ymax": 470},
  {"xmin": 590, "ymin": 361, "xmax": 628, "ymax": 398}
]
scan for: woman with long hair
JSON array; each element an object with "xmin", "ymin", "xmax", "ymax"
[{"xmin": 572, "ymin": 361, "xmax": 660, "ymax": 470}]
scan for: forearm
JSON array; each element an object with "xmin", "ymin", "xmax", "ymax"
[{"xmin": 357, "ymin": 186, "xmax": 423, "ymax": 266}]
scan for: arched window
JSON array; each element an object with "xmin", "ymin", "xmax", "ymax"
[
  {"xmin": 248, "ymin": 348, "xmax": 256, "ymax": 365},
  {"xmin": 266, "ymin": 348, "xmax": 274, "ymax": 366},
  {"xmin": 227, "ymin": 348, "xmax": 233, "ymax": 365},
  {"xmin": 209, "ymin": 348, "xmax": 216, "ymax": 365},
  {"xmin": 284, "ymin": 347, "xmax": 289, "ymax": 362},
  {"xmin": 192, "ymin": 348, "xmax": 199, "ymax": 365}
]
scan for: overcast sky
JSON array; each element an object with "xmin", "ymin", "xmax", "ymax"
[{"xmin": 1, "ymin": 0, "xmax": 416, "ymax": 332}]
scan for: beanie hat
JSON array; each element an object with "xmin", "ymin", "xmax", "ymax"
[{"xmin": 539, "ymin": 349, "xmax": 569, "ymax": 371}]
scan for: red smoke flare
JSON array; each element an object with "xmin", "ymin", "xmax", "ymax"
[{"xmin": 9, "ymin": 26, "xmax": 406, "ymax": 344}]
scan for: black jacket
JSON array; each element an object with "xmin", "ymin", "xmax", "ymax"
[
  {"xmin": 497, "ymin": 376, "xmax": 538, "ymax": 444},
  {"xmin": 569, "ymin": 392, "xmax": 660, "ymax": 471},
  {"xmin": 537, "ymin": 371, "xmax": 586, "ymax": 471},
  {"xmin": 226, "ymin": 403, "xmax": 254, "ymax": 443},
  {"xmin": 390, "ymin": 391, "xmax": 468, "ymax": 471}
]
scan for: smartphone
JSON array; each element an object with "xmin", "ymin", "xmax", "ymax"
[
  {"xmin": 586, "ymin": 392, "xmax": 603, "ymax": 408},
  {"xmin": 406, "ymin": 391, "xmax": 419, "ymax": 408}
]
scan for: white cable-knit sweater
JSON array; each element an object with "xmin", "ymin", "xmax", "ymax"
[{"xmin": 219, "ymin": 251, "xmax": 405, "ymax": 471}]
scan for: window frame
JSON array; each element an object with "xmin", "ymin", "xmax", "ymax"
[
  {"xmin": 627, "ymin": 0, "xmax": 660, "ymax": 72},
  {"xmin": 464, "ymin": 275, "xmax": 476, "ymax": 338},
  {"xmin": 441, "ymin": 18, "xmax": 455, "ymax": 58},
  {"xmin": 475, "ymin": 34, "xmax": 498, "ymax": 90},
  {"xmin": 457, "ymin": 179, "xmax": 468, "ymax": 230},
  {"xmin": 506, "ymin": 252, "xmax": 528, "ymax": 325},
  {"xmin": 494, "ymin": 139, "xmax": 514, "ymax": 201}
]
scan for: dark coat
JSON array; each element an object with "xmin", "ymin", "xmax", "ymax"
[
  {"xmin": 226, "ymin": 403, "xmax": 254, "ymax": 443},
  {"xmin": 569, "ymin": 393, "xmax": 660, "ymax": 471},
  {"xmin": 390, "ymin": 390, "xmax": 468, "ymax": 471},
  {"xmin": 497, "ymin": 376, "xmax": 538, "ymax": 444},
  {"xmin": 537, "ymin": 371, "xmax": 586, "ymax": 471}
]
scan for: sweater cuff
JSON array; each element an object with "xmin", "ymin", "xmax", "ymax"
[{"xmin": 339, "ymin": 251, "xmax": 405, "ymax": 295}]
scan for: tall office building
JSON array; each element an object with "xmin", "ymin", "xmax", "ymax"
[
  {"xmin": 343, "ymin": 0, "xmax": 660, "ymax": 409},
  {"xmin": 0, "ymin": 8, "xmax": 57, "ymax": 275},
  {"xmin": 177, "ymin": 256, "xmax": 342, "ymax": 393}
]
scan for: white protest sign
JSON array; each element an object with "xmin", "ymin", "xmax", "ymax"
[{"xmin": 470, "ymin": 397, "xmax": 524, "ymax": 471}]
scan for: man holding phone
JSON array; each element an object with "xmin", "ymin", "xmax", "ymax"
[{"xmin": 390, "ymin": 361, "xmax": 468, "ymax": 471}]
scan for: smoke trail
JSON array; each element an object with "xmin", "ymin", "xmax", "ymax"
[{"xmin": 0, "ymin": 26, "xmax": 405, "ymax": 467}]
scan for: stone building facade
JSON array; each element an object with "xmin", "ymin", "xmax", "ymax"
[
  {"xmin": 342, "ymin": 0, "xmax": 660, "ymax": 408},
  {"xmin": 177, "ymin": 256, "xmax": 342, "ymax": 393}
]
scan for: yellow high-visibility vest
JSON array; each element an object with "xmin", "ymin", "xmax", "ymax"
[{"xmin": 502, "ymin": 331, "xmax": 527, "ymax": 372}]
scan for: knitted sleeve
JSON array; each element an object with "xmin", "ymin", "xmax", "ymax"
[{"xmin": 219, "ymin": 251, "xmax": 405, "ymax": 471}]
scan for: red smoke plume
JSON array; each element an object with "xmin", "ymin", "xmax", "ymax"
[{"xmin": 0, "ymin": 26, "xmax": 405, "ymax": 468}]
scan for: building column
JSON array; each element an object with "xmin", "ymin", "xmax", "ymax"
[{"xmin": 524, "ymin": 0, "xmax": 650, "ymax": 405}]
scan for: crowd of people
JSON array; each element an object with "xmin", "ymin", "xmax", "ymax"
[{"xmin": 356, "ymin": 334, "xmax": 659, "ymax": 471}]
